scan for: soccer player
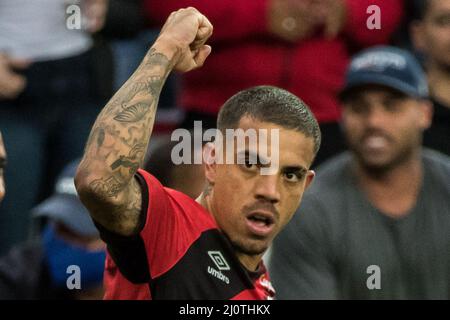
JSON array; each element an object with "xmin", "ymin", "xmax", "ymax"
[{"xmin": 75, "ymin": 8, "xmax": 321, "ymax": 299}]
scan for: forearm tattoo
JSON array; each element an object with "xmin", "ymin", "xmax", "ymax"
[{"xmin": 78, "ymin": 47, "xmax": 174, "ymax": 233}]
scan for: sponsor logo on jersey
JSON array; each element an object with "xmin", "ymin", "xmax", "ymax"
[
  {"xmin": 208, "ymin": 251, "xmax": 230, "ymax": 270},
  {"xmin": 207, "ymin": 251, "xmax": 231, "ymax": 284},
  {"xmin": 207, "ymin": 266, "xmax": 230, "ymax": 284}
]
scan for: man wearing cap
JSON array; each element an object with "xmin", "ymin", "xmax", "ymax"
[
  {"xmin": 0, "ymin": 160, "xmax": 106, "ymax": 299},
  {"xmin": 269, "ymin": 46, "xmax": 450, "ymax": 299}
]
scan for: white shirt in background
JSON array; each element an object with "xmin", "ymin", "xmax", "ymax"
[{"xmin": 0, "ymin": 0, "xmax": 92, "ymax": 62}]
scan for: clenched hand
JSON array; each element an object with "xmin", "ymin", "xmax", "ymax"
[{"xmin": 154, "ymin": 7, "xmax": 213, "ymax": 73}]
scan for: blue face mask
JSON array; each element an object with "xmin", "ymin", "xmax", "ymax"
[{"xmin": 42, "ymin": 224, "xmax": 106, "ymax": 289}]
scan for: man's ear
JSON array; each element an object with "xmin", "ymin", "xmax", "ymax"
[
  {"xmin": 304, "ymin": 170, "xmax": 315, "ymax": 190},
  {"xmin": 203, "ymin": 142, "xmax": 217, "ymax": 184}
]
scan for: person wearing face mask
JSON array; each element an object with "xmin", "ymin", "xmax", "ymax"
[{"xmin": 0, "ymin": 160, "xmax": 106, "ymax": 300}]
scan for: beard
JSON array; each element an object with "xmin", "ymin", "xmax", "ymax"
[
  {"xmin": 227, "ymin": 233, "xmax": 269, "ymax": 256},
  {"xmin": 225, "ymin": 201, "xmax": 279, "ymax": 256}
]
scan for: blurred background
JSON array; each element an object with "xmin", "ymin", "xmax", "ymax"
[{"xmin": 0, "ymin": 0, "xmax": 448, "ymax": 299}]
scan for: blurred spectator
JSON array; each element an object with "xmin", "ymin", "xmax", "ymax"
[
  {"xmin": 391, "ymin": 0, "xmax": 423, "ymax": 51},
  {"xmin": 269, "ymin": 47, "xmax": 450, "ymax": 299},
  {"xmin": 0, "ymin": 0, "xmax": 109, "ymax": 254},
  {"xmin": 0, "ymin": 160, "xmax": 105, "ymax": 300},
  {"xmin": 99, "ymin": 0, "xmax": 145, "ymax": 90},
  {"xmin": 144, "ymin": 136, "xmax": 205, "ymax": 199},
  {"xmin": 0, "ymin": 0, "xmax": 153, "ymax": 255},
  {"xmin": 101, "ymin": 0, "xmax": 145, "ymax": 38},
  {"xmin": 145, "ymin": 0, "xmax": 404, "ymax": 165},
  {"xmin": 411, "ymin": 0, "xmax": 450, "ymax": 156}
]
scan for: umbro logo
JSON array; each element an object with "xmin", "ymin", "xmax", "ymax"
[
  {"xmin": 208, "ymin": 251, "xmax": 230, "ymax": 271},
  {"xmin": 207, "ymin": 251, "xmax": 230, "ymax": 284}
]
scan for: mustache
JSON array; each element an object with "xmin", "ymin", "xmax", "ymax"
[{"xmin": 242, "ymin": 201, "xmax": 279, "ymax": 220}]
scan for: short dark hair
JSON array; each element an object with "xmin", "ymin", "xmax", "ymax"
[{"xmin": 217, "ymin": 86, "xmax": 321, "ymax": 156}]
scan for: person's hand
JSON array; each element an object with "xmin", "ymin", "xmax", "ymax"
[
  {"xmin": 154, "ymin": 7, "xmax": 213, "ymax": 73},
  {"xmin": 83, "ymin": 0, "xmax": 109, "ymax": 33},
  {"xmin": 268, "ymin": 0, "xmax": 320, "ymax": 43},
  {"xmin": 0, "ymin": 53, "xmax": 30, "ymax": 100}
]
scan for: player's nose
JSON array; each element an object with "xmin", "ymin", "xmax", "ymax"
[{"xmin": 253, "ymin": 174, "xmax": 281, "ymax": 204}]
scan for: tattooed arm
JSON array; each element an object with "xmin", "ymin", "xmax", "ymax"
[{"xmin": 75, "ymin": 8, "xmax": 213, "ymax": 236}]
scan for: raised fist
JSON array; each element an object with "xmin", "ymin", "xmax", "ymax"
[{"xmin": 155, "ymin": 7, "xmax": 213, "ymax": 73}]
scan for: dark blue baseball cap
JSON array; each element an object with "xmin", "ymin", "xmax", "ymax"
[
  {"xmin": 32, "ymin": 159, "xmax": 98, "ymax": 237},
  {"xmin": 340, "ymin": 46, "xmax": 429, "ymax": 100}
]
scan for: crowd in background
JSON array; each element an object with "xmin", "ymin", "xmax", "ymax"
[{"xmin": 0, "ymin": 0, "xmax": 449, "ymax": 299}]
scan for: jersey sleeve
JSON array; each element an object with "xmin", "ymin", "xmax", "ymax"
[
  {"xmin": 97, "ymin": 169, "xmax": 216, "ymax": 285},
  {"xmin": 137, "ymin": 169, "xmax": 216, "ymax": 279}
]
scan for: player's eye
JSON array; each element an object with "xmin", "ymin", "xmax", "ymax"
[
  {"xmin": 284, "ymin": 169, "xmax": 307, "ymax": 183},
  {"xmin": 241, "ymin": 158, "xmax": 258, "ymax": 172},
  {"xmin": 244, "ymin": 159, "xmax": 256, "ymax": 169},
  {"xmin": 284, "ymin": 172, "xmax": 299, "ymax": 182}
]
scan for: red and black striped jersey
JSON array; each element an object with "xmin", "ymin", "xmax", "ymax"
[{"xmin": 98, "ymin": 169, "xmax": 276, "ymax": 300}]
